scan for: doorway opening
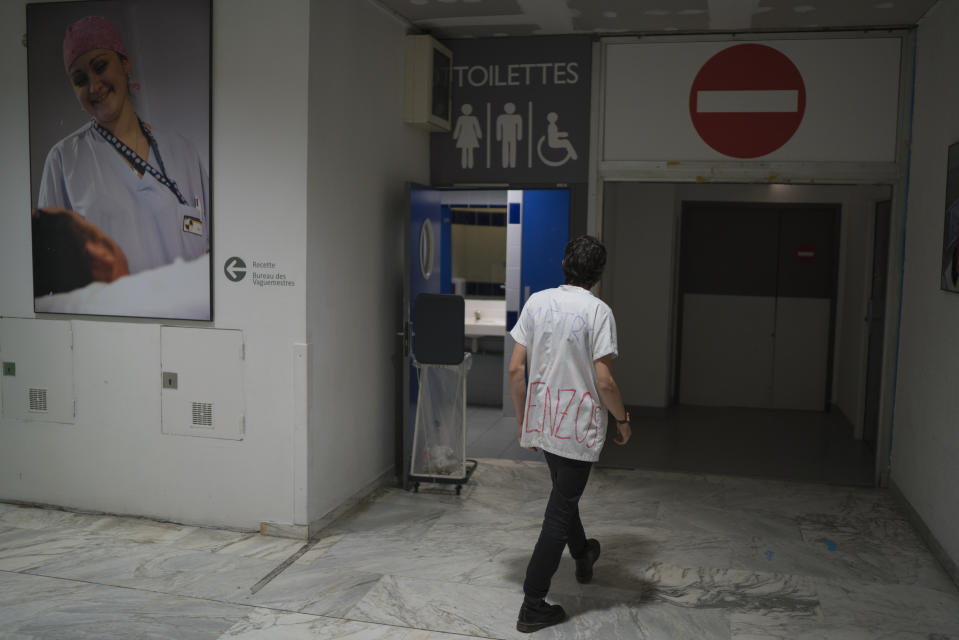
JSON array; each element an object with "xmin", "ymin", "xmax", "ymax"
[
  {"xmin": 449, "ymin": 201, "xmax": 508, "ymax": 408},
  {"xmin": 401, "ymin": 187, "xmax": 572, "ymax": 479},
  {"xmin": 598, "ymin": 182, "xmax": 893, "ymax": 485}
]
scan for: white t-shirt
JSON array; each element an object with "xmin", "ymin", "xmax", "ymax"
[{"xmin": 510, "ymin": 285, "xmax": 618, "ymax": 462}]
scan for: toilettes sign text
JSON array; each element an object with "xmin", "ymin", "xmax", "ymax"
[
  {"xmin": 431, "ymin": 35, "xmax": 591, "ymax": 185},
  {"xmin": 453, "ymin": 62, "xmax": 581, "ymax": 87}
]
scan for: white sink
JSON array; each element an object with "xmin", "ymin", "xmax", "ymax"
[
  {"xmin": 464, "ymin": 299, "xmax": 506, "ymax": 338},
  {"xmin": 465, "ymin": 318, "xmax": 505, "ymax": 337}
]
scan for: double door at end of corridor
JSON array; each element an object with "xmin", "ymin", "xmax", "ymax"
[{"xmin": 678, "ymin": 202, "xmax": 838, "ymax": 411}]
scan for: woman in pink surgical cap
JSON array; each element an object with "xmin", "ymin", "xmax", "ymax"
[{"xmin": 35, "ymin": 15, "xmax": 208, "ymax": 296}]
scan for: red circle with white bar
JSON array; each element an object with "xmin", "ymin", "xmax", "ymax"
[{"xmin": 689, "ymin": 43, "xmax": 806, "ymax": 159}]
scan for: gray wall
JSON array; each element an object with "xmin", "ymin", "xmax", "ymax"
[
  {"xmin": 305, "ymin": 0, "xmax": 430, "ymax": 524},
  {"xmin": 601, "ymin": 183, "xmax": 677, "ymax": 407},
  {"xmin": 890, "ymin": 0, "xmax": 959, "ymax": 571}
]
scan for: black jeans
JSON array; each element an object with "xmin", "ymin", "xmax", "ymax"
[{"xmin": 523, "ymin": 450, "xmax": 593, "ymax": 600}]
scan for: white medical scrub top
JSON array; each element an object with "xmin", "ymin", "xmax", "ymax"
[
  {"xmin": 38, "ymin": 122, "xmax": 209, "ymax": 275},
  {"xmin": 510, "ymin": 284, "xmax": 618, "ymax": 462}
]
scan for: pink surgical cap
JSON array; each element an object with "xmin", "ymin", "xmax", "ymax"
[{"xmin": 62, "ymin": 16, "xmax": 127, "ymax": 72}]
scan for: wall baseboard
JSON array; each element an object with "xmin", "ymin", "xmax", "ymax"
[
  {"xmin": 0, "ymin": 498, "xmax": 256, "ymax": 535},
  {"xmin": 260, "ymin": 466, "xmax": 396, "ymax": 541},
  {"xmin": 889, "ymin": 479, "xmax": 959, "ymax": 589},
  {"xmin": 258, "ymin": 521, "xmax": 308, "ymax": 539}
]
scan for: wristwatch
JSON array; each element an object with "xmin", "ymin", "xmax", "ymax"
[{"xmin": 615, "ymin": 411, "xmax": 630, "ymax": 424}]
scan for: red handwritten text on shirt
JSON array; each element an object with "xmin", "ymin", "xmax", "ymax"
[{"xmin": 524, "ymin": 382, "xmax": 602, "ymax": 448}]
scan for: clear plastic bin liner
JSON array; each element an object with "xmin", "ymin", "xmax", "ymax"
[{"xmin": 411, "ymin": 354, "xmax": 471, "ymax": 479}]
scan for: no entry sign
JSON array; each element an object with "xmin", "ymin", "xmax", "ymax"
[
  {"xmin": 689, "ymin": 43, "xmax": 806, "ymax": 159},
  {"xmin": 797, "ymin": 243, "xmax": 816, "ymax": 263}
]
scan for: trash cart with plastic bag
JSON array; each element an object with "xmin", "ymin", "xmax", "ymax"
[{"xmin": 408, "ymin": 293, "xmax": 478, "ymax": 494}]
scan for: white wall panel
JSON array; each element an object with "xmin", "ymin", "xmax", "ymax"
[
  {"xmin": 680, "ymin": 294, "xmax": 776, "ymax": 407},
  {"xmin": 160, "ymin": 327, "xmax": 245, "ymax": 440},
  {"xmin": 772, "ymin": 297, "xmax": 831, "ymax": 410},
  {"xmin": 0, "ymin": 318, "xmax": 74, "ymax": 424}
]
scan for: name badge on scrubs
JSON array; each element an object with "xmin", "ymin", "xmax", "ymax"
[{"xmin": 183, "ymin": 216, "xmax": 204, "ymax": 236}]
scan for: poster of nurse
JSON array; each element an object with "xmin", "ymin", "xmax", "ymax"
[{"xmin": 27, "ymin": 0, "xmax": 212, "ymax": 320}]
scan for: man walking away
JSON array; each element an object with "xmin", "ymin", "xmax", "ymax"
[{"xmin": 508, "ymin": 235, "xmax": 632, "ymax": 633}]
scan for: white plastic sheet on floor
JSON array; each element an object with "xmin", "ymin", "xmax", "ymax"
[{"xmin": 410, "ymin": 354, "xmax": 471, "ymax": 479}]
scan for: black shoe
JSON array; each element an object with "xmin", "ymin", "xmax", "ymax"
[
  {"xmin": 517, "ymin": 598, "xmax": 567, "ymax": 633},
  {"xmin": 574, "ymin": 538, "xmax": 600, "ymax": 584}
]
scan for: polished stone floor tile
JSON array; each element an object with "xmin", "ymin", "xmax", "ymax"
[
  {"xmin": 77, "ymin": 514, "xmax": 196, "ymax": 545},
  {"xmin": 175, "ymin": 526, "xmax": 255, "ymax": 553},
  {"xmin": 26, "ymin": 538, "xmax": 281, "ymax": 602},
  {"xmin": 213, "ymin": 533, "xmax": 307, "ymax": 561},
  {"xmin": 240, "ymin": 564, "xmax": 383, "ymax": 617},
  {"xmin": 0, "ymin": 506, "xmax": 85, "ymax": 532},
  {"xmin": 219, "ymin": 607, "xmax": 474, "ymax": 639},
  {"xmin": 728, "ymin": 610, "xmax": 941, "ymax": 640},
  {"xmin": 0, "ymin": 571, "xmax": 246, "ymax": 640},
  {"xmin": 347, "ymin": 573, "xmax": 729, "ymax": 640},
  {"xmin": 1, "ymin": 455, "xmax": 957, "ymax": 639},
  {"xmin": 812, "ymin": 577, "xmax": 959, "ymax": 635}
]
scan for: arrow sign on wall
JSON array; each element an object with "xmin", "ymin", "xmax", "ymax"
[{"xmin": 224, "ymin": 257, "xmax": 247, "ymax": 282}]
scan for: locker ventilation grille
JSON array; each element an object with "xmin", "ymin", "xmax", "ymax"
[
  {"xmin": 29, "ymin": 388, "xmax": 48, "ymax": 413},
  {"xmin": 192, "ymin": 402, "xmax": 213, "ymax": 427}
]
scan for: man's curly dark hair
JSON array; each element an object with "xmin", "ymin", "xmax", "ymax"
[{"xmin": 562, "ymin": 235, "xmax": 606, "ymax": 288}]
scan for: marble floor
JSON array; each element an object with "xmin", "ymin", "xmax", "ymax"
[{"xmin": 2, "ymin": 457, "xmax": 958, "ymax": 639}]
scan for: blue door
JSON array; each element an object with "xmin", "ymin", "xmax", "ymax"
[
  {"xmin": 401, "ymin": 184, "xmax": 448, "ymax": 488},
  {"xmin": 520, "ymin": 189, "xmax": 570, "ymax": 305}
]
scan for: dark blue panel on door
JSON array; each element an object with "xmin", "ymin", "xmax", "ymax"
[
  {"xmin": 521, "ymin": 189, "xmax": 570, "ymax": 302},
  {"xmin": 410, "ymin": 187, "xmax": 444, "ymax": 312},
  {"xmin": 409, "ymin": 185, "xmax": 445, "ymax": 406},
  {"xmin": 441, "ymin": 205, "xmax": 452, "ymax": 294}
]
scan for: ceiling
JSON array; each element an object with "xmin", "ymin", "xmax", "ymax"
[{"xmin": 373, "ymin": 0, "xmax": 941, "ymax": 39}]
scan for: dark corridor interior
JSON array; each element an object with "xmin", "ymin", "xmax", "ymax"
[{"xmin": 466, "ymin": 404, "xmax": 875, "ymax": 486}]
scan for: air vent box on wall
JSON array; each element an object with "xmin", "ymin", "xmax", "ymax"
[
  {"xmin": 0, "ymin": 318, "xmax": 75, "ymax": 424},
  {"xmin": 160, "ymin": 327, "xmax": 244, "ymax": 440},
  {"xmin": 404, "ymin": 35, "xmax": 453, "ymax": 132}
]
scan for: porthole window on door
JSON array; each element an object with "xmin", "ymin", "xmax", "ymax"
[{"xmin": 419, "ymin": 218, "xmax": 434, "ymax": 279}]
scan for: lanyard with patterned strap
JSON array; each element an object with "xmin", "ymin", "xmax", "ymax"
[{"xmin": 92, "ymin": 119, "xmax": 188, "ymax": 206}]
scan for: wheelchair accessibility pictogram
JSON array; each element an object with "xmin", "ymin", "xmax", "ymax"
[{"xmin": 537, "ymin": 112, "xmax": 578, "ymax": 167}]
